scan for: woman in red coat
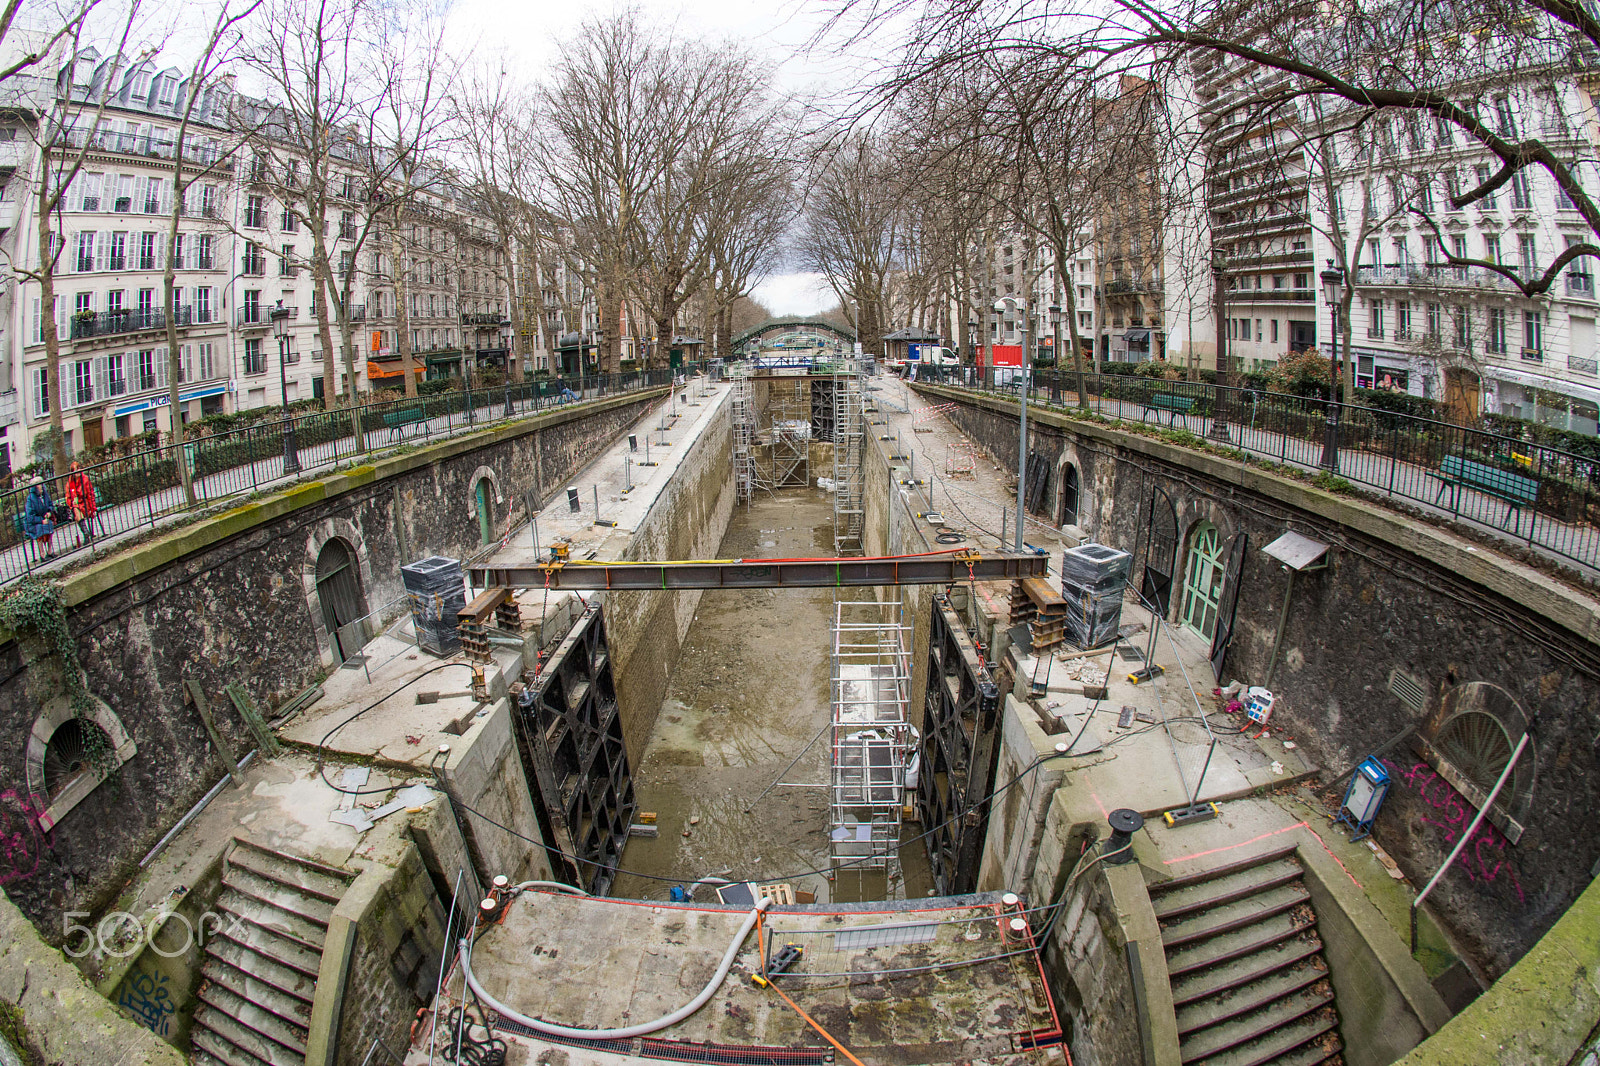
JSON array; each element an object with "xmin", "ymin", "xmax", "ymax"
[{"xmin": 64, "ymin": 461, "xmax": 97, "ymax": 542}]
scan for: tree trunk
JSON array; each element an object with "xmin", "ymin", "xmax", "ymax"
[
  {"xmin": 38, "ymin": 168, "xmax": 66, "ymax": 475},
  {"xmin": 163, "ymin": 157, "xmax": 196, "ymax": 504},
  {"xmin": 1058, "ymin": 248, "xmax": 1088, "ymax": 411},
  {"xmin": 597, "ymin": 273, "xmax": 619, "ymax": 374},
  {"xmin": 392, "ymin": 218, "xmax": 416, "ymax": 398}
]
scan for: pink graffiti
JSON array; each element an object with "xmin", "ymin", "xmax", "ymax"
[
  {"xmin": 1382, "ymin": 759, "xmax": 1525, "ymax": 905},
  {"xmin": 0, "ymin": 789, "xmax": 44, "ymax": 885}
]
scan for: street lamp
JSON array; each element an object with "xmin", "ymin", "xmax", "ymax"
[
  {"xmin": 1208, "ymin": 252, "xmax": 1232, "ymax": 443},
  {"xmin": 994, "ymin": 296, "xmax": 1028, "ymax": 552},
  {"xmin": 1319, "ymin": 261, "xmax": 1346, "ymax": 471},
  {"xmin": 270, "ymin": 301, "xmax": 300, "ymax": 475},
  {"xmin": 501, "ymin": 320, "xmax": 515, "ymax": 418},
  {"xmin": 1049, "ymin": 304, "xmax": 1063, "ymax": 403}
]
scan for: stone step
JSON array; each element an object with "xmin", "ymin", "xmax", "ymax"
[
  {"xmin": 1153, "ymin": 858, "xmax": 1306, "ymax": 922},
  {"xmin": 1162, "ymin": 883, "xmax": 1312, "ymax": 950},
  {"xmin": 1166, "ymin": 914, "xmax": 1317, "ymax": 979},
  {"xmin": 1176, "ymin": 963, "xmax": 1331, "ymax": 1038},
  {"xmin": 205, "ymin": 938, "xmax": 318, "ymax": 1006},
  {"xmin": 202, "ymin": 956, "xmax": 315, "ymax": 1024},
  {"xmin": 1170, "ymin": 935, "xmax": 1327, "ymax": 1008},
  {"xmin": 192, "ymin": 1030, "xmax": 259, "ymax": 1062},
  {"xmin": 217, "ymin": 886, "xmax": 329, "ymax": 950},
  {"xmin": 1187, "ymin": 1005, "xmax": 1340, "ymax": 1066},
  {"xmin": 228, "ymin": 840, "xmax": 353, "ymax": 903},
  {"xmin": 221, "ymin": 867, "xmax": 336, "ymax": 927},
  {"xmin": 196, "ymin": 981, "xmax": 309, "ymax": 1057},
  {"xmin": 1151, "ymin": 844, "xmax": 1301, "ymax": 898},
  {"xmin": 213, "ymin": 918, "xmax": 326, "ymax": 979},
  {"xmin": 1180, "ymin": 985, "xmax": 1335, "ymax": 1065},
  {"xmin": 191, "ymin": 1006, "xmax": 303, "ymax": 1066}
]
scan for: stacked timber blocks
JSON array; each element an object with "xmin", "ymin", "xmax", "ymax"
[{"xmin": 1010, "ymin": 577, "xmax": 1069, "ymax": 652}]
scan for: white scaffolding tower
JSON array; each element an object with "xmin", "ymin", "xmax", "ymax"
[
  {"xmin": 770, "ymin": 381, "xmax": 811, "ymax": 488},
  {"xmin": 828, "ymin": 599, "xmax": 913, "ymax": 880},
  {"xmin": 832, "ymin": 361, "xmax": 865, "ymax": 554},
  {"xmin": 731, "ymin": 365, "xmax": 768, "ymax": 505}
]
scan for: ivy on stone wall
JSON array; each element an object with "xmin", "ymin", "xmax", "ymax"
[{"xmin": 0, "ymin": 577, "xmax": 115, "ymax": 777}]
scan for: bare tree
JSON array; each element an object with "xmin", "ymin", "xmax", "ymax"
[
  {"xmin": 797, "ymin": 135, "xmax": 904, "ymax": 357},
  {"xmin": 540, "ymin": 13, "xmax": 789, "ymax": 371},
  {"xmin": 453, "ymin": 69, "xmax": 543, "ymax": 389},
  {"xmin": 160, "ymin": 0, "xmax": 259, "ymax": 504},
  {"xmin": 3, "ymin": 5, "xmax": 144, "ymax": 474},
  {"xmin": 240, "ymin": 0, "xmax": 452, "ymax": 443}
]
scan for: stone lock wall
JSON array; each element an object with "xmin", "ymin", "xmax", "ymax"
[
  {"xmin": 913, "ymin": 383, "xmax": 1600, "ymax": 979},
  {"xmin": 0, "ymin": 392, "xmax": 663, "ymax": 943}
]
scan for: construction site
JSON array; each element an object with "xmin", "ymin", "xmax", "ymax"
[{"xmin": 1, "ymin": 354, "xmax": 1597, "ymax": 1066}]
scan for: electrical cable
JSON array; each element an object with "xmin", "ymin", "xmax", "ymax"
[{"xmin": 316, "ymin": 662, "xmax": 478, "ymax": 795}]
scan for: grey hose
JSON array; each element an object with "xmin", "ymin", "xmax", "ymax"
[
  {"xmin": 512, "ymin": 880, "xmax": 589, "ymax": 896},
  {"xmin": 460, "ymin": 898, "xmax": 770, "ymax": 1040}
]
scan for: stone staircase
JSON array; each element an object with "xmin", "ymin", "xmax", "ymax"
[
  {"xmin": 189, "ymin": 838, "xmax": 356, "ymax": 1066},
  {"xmin": 1150, "ymin": 844, "xmax": 1344, "ymax": 1066}
]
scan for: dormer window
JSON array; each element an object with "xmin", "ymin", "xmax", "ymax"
[
  {"xmin": 132, "ymin": 71, "xmax": 151, "ymax": 100},
  {"xmin": 157, "ymin": 75, "xmax": 176, "ymax": 106}
]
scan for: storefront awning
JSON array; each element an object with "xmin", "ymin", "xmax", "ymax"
[
  {"xmin": 1122, "ymin": 329, "xmax": 1151, "ymax": 344},
  {"xmin": 1485, "ymin": 365, "xmax": 1600, "ymax": 407}
]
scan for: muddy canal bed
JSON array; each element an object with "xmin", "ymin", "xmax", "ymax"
[{"xmin": 609, "ymin": 489, "xmax": 931, "ymax": 903}]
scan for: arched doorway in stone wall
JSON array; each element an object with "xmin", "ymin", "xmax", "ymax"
[
  {"xmin": 1058, "ymin": 463, "xmax": 1080, "ymax": 527},
  {"xmin": 315, "ymin": 537, "xmax": 370, "ymax": 664}
]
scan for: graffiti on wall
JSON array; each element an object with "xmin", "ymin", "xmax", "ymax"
[
  {"xmin": 116, "ymin": 967, "xmax": 176, "ymax": 1037},
  {"xmin": 0, "ymin": 788, "xmax": 44, "ymax": 885},
  {"xmin": 1383, "ymin": 757, "xmax": 1526, "ymax": 905}
]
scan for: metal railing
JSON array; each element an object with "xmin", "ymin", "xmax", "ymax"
[
  {"xmin": 914, "ymin": 365, "xmax": 1600, "ymax": 572},
  {"xmin": 0, "ymin": 366, "xmax": 690, "ymax": 587}
]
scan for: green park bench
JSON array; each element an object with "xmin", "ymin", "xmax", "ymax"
[
  {"xmin": 1140, "ymin": 392, "xmax": 1196, "ymax": 427},
  {"xmin": 1433, "ymin": 453, "xmax": 1539, "ymax": 527},
  {"xmin": 382, "ymin": 406, "xmax": 427, "ymax": 441}
]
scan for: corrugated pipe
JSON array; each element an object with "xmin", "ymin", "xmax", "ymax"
[{"xmin": 460, "ymin": 899, "xmax": 769, "ymax": 1040}]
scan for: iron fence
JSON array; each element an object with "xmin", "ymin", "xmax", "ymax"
[
  {"xmin": 0, "ymin": 366, "xmax": 685, "ymax": 586},
  {"xmin": 912, "ymin": 364, "xmax": 1600, "ymax": 572}
]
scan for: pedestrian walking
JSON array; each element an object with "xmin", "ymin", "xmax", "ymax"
[
  {"xmin": 22, "ymin": 477, "xmax": 56, "ymax": 558},
  {"xmin": 64, "ymin": 461, "xmax": 98, "ymax": 543}
]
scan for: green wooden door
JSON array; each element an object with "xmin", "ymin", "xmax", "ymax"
[
  {"xmin": 1180, "ymin": 522, "xmax": 1224, "ymax": 640},
  {"xmin": 476, "ymin": 479, "xmax": 492, "ymax": 546}
]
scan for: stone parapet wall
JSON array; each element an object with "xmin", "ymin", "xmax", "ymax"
[
  {"xmin": 912, "ymin": 382, "xmax": 1600, "ymax": 978},
  {"xmin": 0, "ymin": 391, "xmax": 662, "ymax": 943}
]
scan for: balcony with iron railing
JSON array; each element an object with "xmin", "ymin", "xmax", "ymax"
[
  {"xmin": 460, "ymin": 312, "xmax": 507, "ymax": 325},
  {"xmin": 241, "ymin": 255, "xmax": 266, "ymax": 277},
  {"xmin": 69, "ymin": 307, "xmax": 205, "ymax": 339},
  {"xmin": 1571, "ymin": 353, "xmax": 1599, "ymax": 375},
  {"xmin": 51, "ymin": 127, "xmax": 233, "ymax": 171}
]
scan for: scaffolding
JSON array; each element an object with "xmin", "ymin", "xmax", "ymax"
[
  {"xmin": 832, "ymin": 361, "xmax": 865, "ymax": 554},
  {"xmin": 770, "ymin": 381, "xmax": 811, "ymax": 488},
  {"xmin": 731, "ymin": 365, "xmax": 768, "ymax": 505},
  {"xmin": 828, "ymin": 599, "xmax": 914, "ymax": 879}
]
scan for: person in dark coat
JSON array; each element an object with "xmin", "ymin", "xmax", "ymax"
[{"xmin": 23, "ymin": 477, "xmax": 56, "ymax": 558}]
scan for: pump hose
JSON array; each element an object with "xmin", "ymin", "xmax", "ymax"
[{"xmin": 460, "ymin": 899, "xmax": 771, "ymax": 1040}]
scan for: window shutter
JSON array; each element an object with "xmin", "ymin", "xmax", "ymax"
[
  {"xmin": 156, "ymin": 348, "xmax": 169, "ymax": 389},
  {"xmin": 94, "ymin": 355, "xmax": 108, "ymax": 399},
  {"xmin": 31, "ymin": 297, "xmax": 40, "ymax": 344},
  {"xmin": 95, "ymin": 232, "xmax": 107, "ymax": 272},
  {"xmin": 55, "ymin": 296, "xmax": 66, "ymax": 341},
  {"xmin": 183, "ymin": 343, "xmax": 193, "ymax": 383},
  {"xmin": 59, "ymin": 360, "xmax": 73, "ymax": 410},
  {"xmin": 31, "ymin": 367, "xmax": 46, "ymax": 417}
]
